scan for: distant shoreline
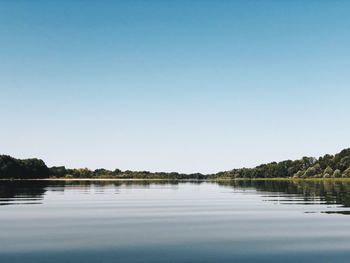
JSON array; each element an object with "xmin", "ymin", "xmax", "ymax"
[
  {"xmin": 2, "ymin": 177, "xmax": 350, "ymax": 182},
  {"xmin": 0, "ymin": 178, "xmax": 205, "ymax": 181},
  {"xmin": 1, "ymin": 148, "xmax": 350, "ymax": 180}
]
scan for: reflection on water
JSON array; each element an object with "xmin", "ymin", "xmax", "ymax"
[
  {"xmin": 2, "ymin": 180, "xmax": 350, "ymax": 212},
  {"xmin": 0, "ymin": 180, "xmax": 179, "ymax": 205},
  {"xmin": 217, "ymin": 180, "xmax": 350, "ymax": 214},
  {"xmin": 1, "ymin": 179, "xmax": 350, "ymax": 263},
  {"xmin": 0, "ymin": 181, "xmax": 48, "ymax": 206}
]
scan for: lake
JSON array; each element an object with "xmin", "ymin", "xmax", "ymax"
[{"xmin": 1, "ymin": 180, "xmax": 350, "ymax": 262}]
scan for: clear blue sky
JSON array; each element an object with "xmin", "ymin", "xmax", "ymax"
[{"xmin": 1, "ymin": 0, "xmax": 350, "ymax": 173}]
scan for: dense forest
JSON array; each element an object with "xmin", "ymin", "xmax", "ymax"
[
  {"xmin": 1, "ymin": 148, "xmax": 350, "ymax": 179},
  {"xmin": 0, "ymin": 155, "xmax": 205, "ymax": 180},
  {"xmin": 0, "ymin": 155, "xmax": 49, "ymax": 179},
  {"xmin": 211, "ymin": 148, "xmax": 350, "ymax": 179}
]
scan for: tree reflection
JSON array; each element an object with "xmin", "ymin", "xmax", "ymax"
[
  {"xmin": 2, "ymin": 179, "xmax": 350, "ymax": 214},
  {"xmin": 0, "ymin": 180, "xmax": 204, "ymax": 206},
  {"xmin": 217, "ymin": 180, "xmax": 350, "ymax": 212},
  {"xmin": 0, "ymin": 181, "xmax": 49, "ymax": 205}
]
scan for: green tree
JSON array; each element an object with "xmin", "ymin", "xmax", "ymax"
[
  {"xmin": 333, "ymin": 169, "xmax": 342, "ymax": 178},
  {"xmin": 342, "ymin": 167, "xmax": 350, "ymax": 178},
  {"xmin": 304, "ymin": 167, "xmax": 317, "ymax": 177},
  {"xmin": 324, "ymin": 166, "xmax": 334, "ymax": 177}
]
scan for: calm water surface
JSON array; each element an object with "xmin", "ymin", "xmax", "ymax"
[{"xmin": 1, "ymin": 180, "xmax": 350, "ymax": 262}]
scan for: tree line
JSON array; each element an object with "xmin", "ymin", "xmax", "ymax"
[
  {"xmin": 1, "ymin": 148, "xmax": 350, "ymax": 179},
  {"xmin": 0, "ymin": 155, "xmax": 205, "ymax": 179},
  {"xmin": 0, "ymin": 155, "xmax": 49, "ymax": 179},
  {"xmin": 211, "ymin": 148, "xmax": 350, "ymax": 179}
]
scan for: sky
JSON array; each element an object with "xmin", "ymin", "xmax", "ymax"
[{"xmin": 1, "ymin": 0, "xmax": 350, "ymax": 173}]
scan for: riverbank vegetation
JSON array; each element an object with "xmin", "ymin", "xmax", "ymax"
[
  {"xmin": 212, "ymin": 148, "xmax": 350, "ymax": 179},
  {"xmin": 1, "ymin": 148, "xmax": 350, "ymax": 179}
]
